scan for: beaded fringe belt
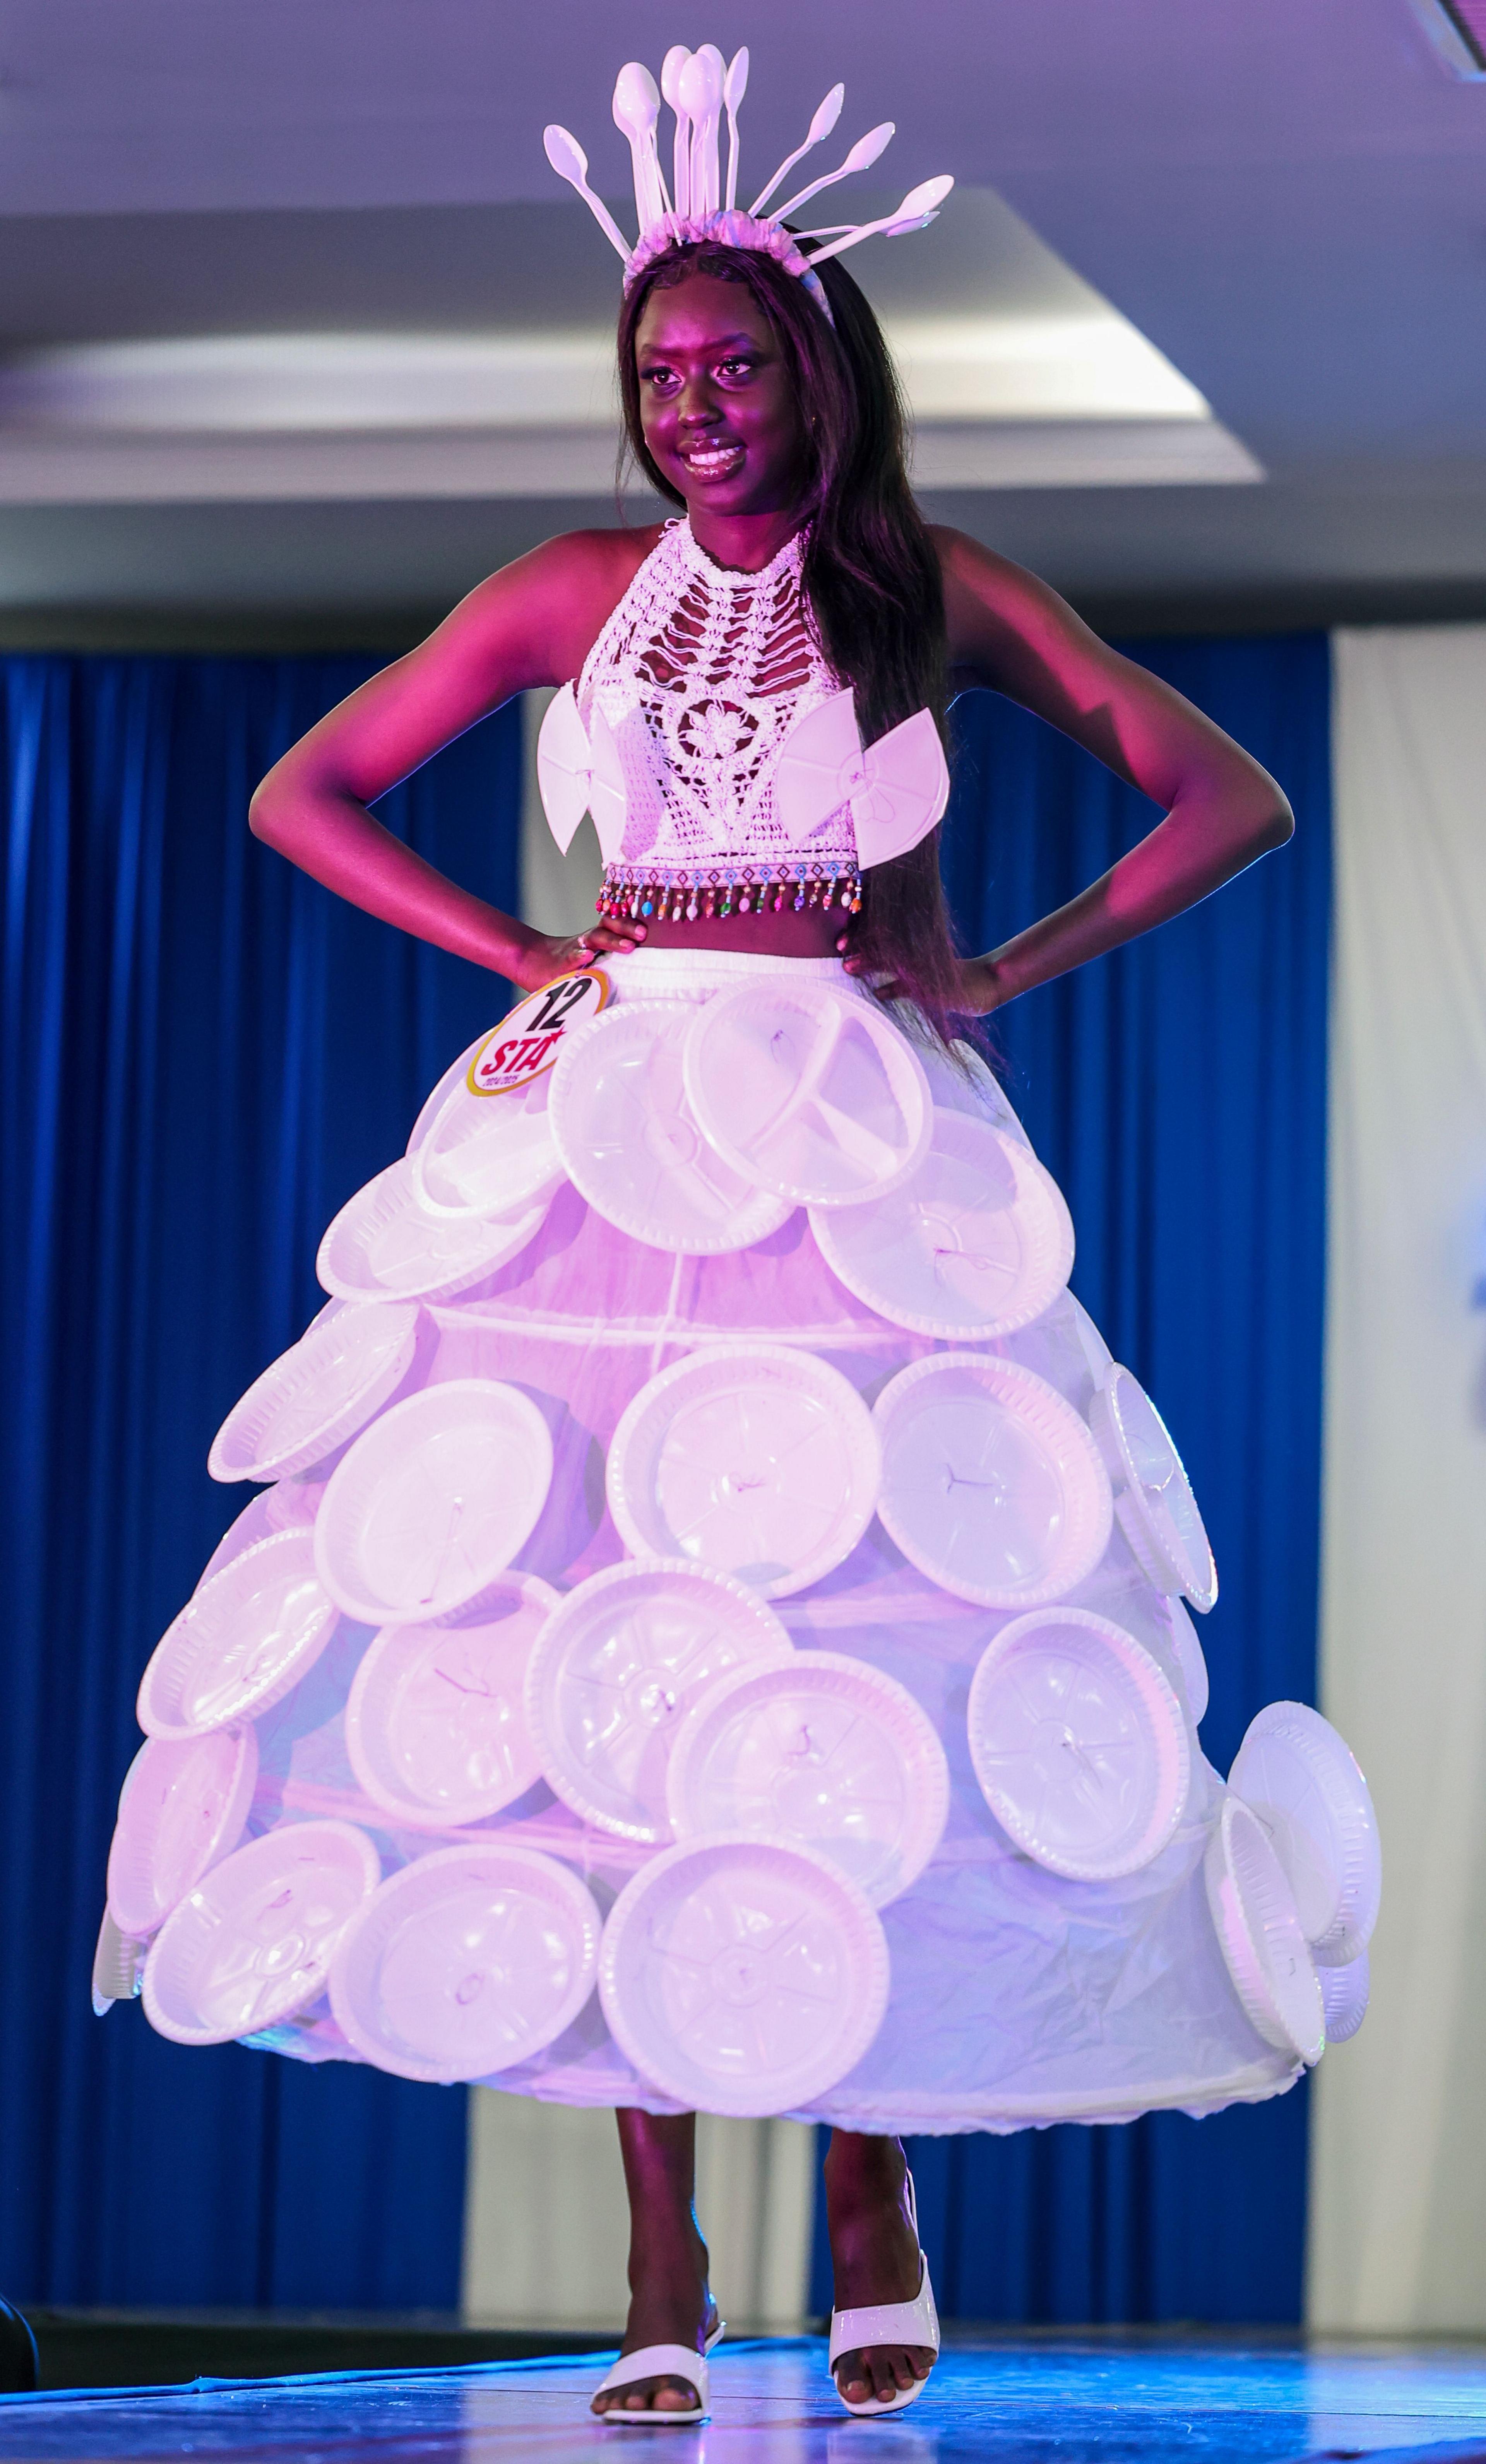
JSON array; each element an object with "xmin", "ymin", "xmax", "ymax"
[{"xmin": 597, "ymin": 858, "xmax": 863, "ymax": 925}]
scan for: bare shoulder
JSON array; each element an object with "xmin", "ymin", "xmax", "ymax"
[
  {"xmin": 928, "ymin": 521, "xmax": 1108, "ymax": 686},
  {"xmin": 442, "ymin": 522, "xmax": 665, "ymax": 690}
]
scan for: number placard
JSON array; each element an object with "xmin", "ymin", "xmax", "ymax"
[{"xmin": 467, "ymin": 970, "xmax": 611, "ymax": 1097}]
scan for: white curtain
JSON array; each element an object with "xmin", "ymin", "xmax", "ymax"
[
  {"xmin": 1308, "ymin": 627, "xmax": 1486, "ymax": 2330},
  {"xmin": 459, "ymin": 693, "xmax": 818, "ymax": 2333}
]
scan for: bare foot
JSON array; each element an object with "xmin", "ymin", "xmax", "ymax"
[
  {"xmin": 592, "ymin": 2109, "xmax": 719, "ymax": 2419},
  {"xmin": 591, "ymin": 2252, "xmax": 718, "ymax": 2418},
  {"xmin": 825, "ymin": 2131, "xmax": 936, "ymax": 2410}
]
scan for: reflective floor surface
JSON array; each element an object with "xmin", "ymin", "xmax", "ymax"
[{"xmin": 3, "ymin": 2337, "xmax": 1486, "ymax": 2463}]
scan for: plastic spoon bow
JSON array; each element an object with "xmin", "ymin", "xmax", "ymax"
[
  {"xmin": 809, "ymin": 175, "xmax": 954, "ymax": 264},
  {"xmin": 661, "ymin": 46, "xmax": 693, "ymax": 218},
  {"xmin": 723, "ymin": 48, "xmax": 749, "ymax": 210},
  {"xmin": 774, "ymin": 123, "xmax": 894, "ymax": 224},
  {"xmin": 681, "ymin": 45, "xmax": 725, "ymax": 218}
]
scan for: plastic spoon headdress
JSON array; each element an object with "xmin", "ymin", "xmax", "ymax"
[{"xmin": 544, "ymin": 44, "xmax": 953, "ymax": 325}]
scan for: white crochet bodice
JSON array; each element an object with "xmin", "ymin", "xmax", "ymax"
[{"xmin": 577, "ymin": 520, "xmax": 857, "ymax": 888}]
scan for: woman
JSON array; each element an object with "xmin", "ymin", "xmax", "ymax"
[{"xmin": 137, "ymin": 53, "xmax": 1316, "ymax": 2429}]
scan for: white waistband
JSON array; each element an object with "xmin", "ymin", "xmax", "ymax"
[{"xmin": 602, "ymin": 945, "xmax": 859, "ymax": 998}]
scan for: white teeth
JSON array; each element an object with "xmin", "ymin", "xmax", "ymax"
[{"xmin": 683, "ymin": 444, "xmax": 742, "ymax": 470}]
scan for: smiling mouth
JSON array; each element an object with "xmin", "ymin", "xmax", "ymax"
[{"xmin": 678, "ymin": 440, "xmax": 745, "ymax": 479}]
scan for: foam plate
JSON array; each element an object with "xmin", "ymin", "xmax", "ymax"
[
  {"xmin": 549, "ymin": 1001, "xmax": 792, "ymax": 1254},
  {"xmin": 1320, "ymin": 1947, "xmax": 1370, "ymax": 2044},
  {"xmin": 524, "ymin": 1560, "xmax": 792, "ymax": 1841},
  {"xmin": 346, "ymin": 1574, "xmax": 559, "ymax": 1826},
  {"xmin": 666, "ymin": 1651, "xmax": 949, "ymax": 1907},
  {"xmin": 142, "ymin": 1821, "xmax": 380, "ymax": 2047},
  {"xmin": 683, "ymin": 979, "xmax": 931, "ymax": 1208},
  {"xmin": 329, "ymin": 1843, "xmax": 600, "ymax": 2082},
  {"xmin": 1204, "ymin": 1795, "xmax": 1324, "ymax": 2064},
  {"xmin": 608, "ymin": 1343, "xmax": 880, "ymax": 1598},
  {"xmin": 812, "ymin": 1111, "xmax": 1074, "ymax": 1340},
  {"xmin": 317, "ymin": 1158, "xmax": 550, "ymax": 1304},
  {"xmin": 966, "ymin": 1609, "xmax": 1190, "ymax": 1880},
  {"xmin": 137, "ymin": 1531, "xmax": 338, "ymax": 1739},
  {"xmin": 874, "ymin": 1353, "xmax": 1113, "ymax": 1609},
  {"xmin": 106, "ymin": 1728, "xmax": 258, "ymax": 1937},
  {"xmin": 1090, "ymin": 1365, "xmax": 1218, "ymax": 1612},
  {"xmin": 406, "ymin": 1031, "xmax": 490, "ymax": 1155},
  {"xmin": 315, "ymin": 1379, "xmax": 553, "ymax": 1625},
  {"xmin": 411, "ymin": 1066, "xmax": 565, "ymax": 1221},
  {"xmin": 208, "ymin": 1302, "xmax": 419, "ymax": 1483},
  {"xmin": 1227, "ymin": 1701, "xmax": 1381, "ymax": 1964},
  {"xmin": 599, "ymin": 1834, "xmax": 890, "ymax": 2118},
  {"xmin": 1158, "ymin": 1597, "xmax": 1209, "ymax": 1725}
]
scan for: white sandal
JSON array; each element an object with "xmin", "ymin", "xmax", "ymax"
[
  {"xmin": 828, "ymin": 2171, "xmax": 940, "ymax": 2418},
  {"xmin": 593, "ymin": 2315, "xmax": 725, "ymax": 2426}
]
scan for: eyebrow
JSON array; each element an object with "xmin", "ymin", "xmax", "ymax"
[{"xmin": 637, "ymin": 332, "xmax": 761, "ymax": 358}]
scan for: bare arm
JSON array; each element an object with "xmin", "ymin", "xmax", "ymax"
[
  {"xmin": 248, "ymin": 526, "xmax": 659, "ymax": 992},
  {"xmin": 844, "ymin": 528, "xmax": 1294, "ymax": 1012}
]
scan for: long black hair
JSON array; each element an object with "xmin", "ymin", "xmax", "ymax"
[{"xmin": 616, "ymin": 238, "xmax": 967, "ymax": 1042}]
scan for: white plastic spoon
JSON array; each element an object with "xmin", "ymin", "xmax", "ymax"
[
  {"xmin": 613, "ymin": 61, "xmax": 668, "ymax": 228},
  {"xmin": 723, "ymin": 48, "xmax": 749, "ymax": 210},
  {"xmin": 681, "ymin": 44, "xmax": 725, "ymax": 218},
  {"xmin": 661, "ymin": 46, "xmax": 693, "ymax": 219},
  {"xmin": 543, "ymin": 125, "xmax": 632, "ymax": 260},
  {"xmin": 810, "ymin": 175, "xmax": 954, "ymax": 264},
  {"xmin": 774, "ymin": 122, "xmax": 895, "ymax": 224},
  {"xmin": 750, "ymin": 84, "xmax": 844, "ymax": 217}
]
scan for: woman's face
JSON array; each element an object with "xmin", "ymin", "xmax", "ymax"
[{"xmin": 634, "ymin": 270, "xmax": 808, "ymax": 520}]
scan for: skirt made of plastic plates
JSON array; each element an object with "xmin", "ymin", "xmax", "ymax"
[{"xmin": 99, "ymin": 945, "xmax": 1381, "ymax": 2130}]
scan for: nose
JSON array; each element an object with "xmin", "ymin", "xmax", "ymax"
[{"xmin": 675, "ymin": 371, "xmax": 723, "ymax": 426}]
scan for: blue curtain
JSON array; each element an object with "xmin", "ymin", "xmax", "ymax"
[
  {"xmin": 0, "ymin": 655, "xmax": 522, "ymax": 2307},
  {"xmin": 811, "ymin": 633, "xmax": 1334, "ymax": 2324}
]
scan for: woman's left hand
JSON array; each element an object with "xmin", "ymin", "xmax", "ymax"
[
  {"xmin": 506, "ymin": 917, "xmax": 647, "ymax": 992},
  {"xmin": 836, "ymin": 933, "xmax": 1002, "ymax": 1017}
]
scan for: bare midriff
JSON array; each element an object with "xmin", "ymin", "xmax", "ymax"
[{"xmin": 630, "ymin": 906, "xmax": 842, "ymax": 959}]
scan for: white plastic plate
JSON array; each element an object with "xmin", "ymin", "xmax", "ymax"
[
  {"xmin": 92, "ymin": 1908, "xmax": 147, "ymax": 2013},
  {"xmin": 666, "ymin": 1650, "xmax": 949, "ymax": 1907},
  {"xmin": 598, "ymin": 1834, "xmax": 890, "ymax": 2118},
  {"xmin": 1227, "ymin": 1701, "xmax": 1381, "ymax": 1964},
  {"xmin": 1320, "ymin": 1947, "xmax": 1370, "ymax": 2044},
  {"xmin": 966, "ymin": 1609, "xmax": 1190, "ymax": 1880},
  {"xmin": 524, "ymin": 1560, "xmax": 793, "ymax": 1841},
  {"xmin": 407, "ymin": 1031, "xmax": 490, "ymax": 1154},
  {"xmin": 345, "ymin": 1574, "xmax": 559, "ymax": 1826},
  {"xmin": 315, "ymin": 1379, "xmax": 553, "ymax": 1625},
  {"xmin": 107, "ymin": 1728, "xmax": 258, "ymax": 1937},
  {"xmin": 329, "ymin": 1843, "xmax": 601, "ymax": 2082},
  {"xmin": 1090, "ymin": 1365, "xmax": 1218, "ymax": 1612},
  {"xmin": 812, "ymin": 1111, "xmax": 1074, "ymax": 1341},
  {"xmin": 608, "ymin": 1343, "xmax": 880, "ymax": 1598},
  {"xmin": 1158, "ymin": 1597, "xmax": 1209, "ymax": 1725},
  {"xmin": 873, "ymin": 1353, "xmax": 1113, "ymax": 1609},
  {"xmin": 138, "ymin": 1531, "xmax": 338, "ymax": 1739},
  {"xmin": 208, "ymin": 1302, "xmax": 418, "ymax": 1483},
  {"xmin": 683, "ymin": 978, "xmax": 931, "ymax": 1208},
  {"xmin": 1204, "ymin": 1795, "xmax": 1324, "ymax": 2064},
  {"xmin": 142, "ymin": 1821, "xmax": 380, "ymax": 2046},
  {"xmin": 317, "ymin": 1158, "xmax": 550, "ymax": 1305},
  {"xmin": 411, "ymin": 1067, "xmax": 566, "ymax": 1222},
  {"xmin": 549, "ymin": 1002, "xmax": 793, "ymax": 1255}
]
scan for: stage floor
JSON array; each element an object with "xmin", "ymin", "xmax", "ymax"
[{"xmin": 3, "ymin": 2337, "xmax": 1486, "ymax": 2462}]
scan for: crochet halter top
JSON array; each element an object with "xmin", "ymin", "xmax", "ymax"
[{"xmin": 577, "ymin": 519, "xmax": 862, "ymax": 924}]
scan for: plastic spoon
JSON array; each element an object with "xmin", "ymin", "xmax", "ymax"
[
  {"xmin": 774, "ymin": 123, "xmax": 895, "ymax": 224},
  {"xmin": 681, "ymin": 45, "xmax": 726, "ymax": 218},
  {"xmin": 723, "ymin": 48, "xmax": 749, "ymax": 210},
  {"xmin": 661, "ymin": 46, "xmax": 693, "ymax": 219},
  {"xmin": 810, "ymin": 175, "xmax": 955, "ymax": 264},
  {"xmin": 613, "ymin": 61, "xmax": 668, "ymax": 228},
  {"xmin": 543, "ymin": 125, "xmax": 632, "ymax": 260},
  {"xmin": 750, "ymin": 84, "xmax": 844, "ymax": 217}
]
